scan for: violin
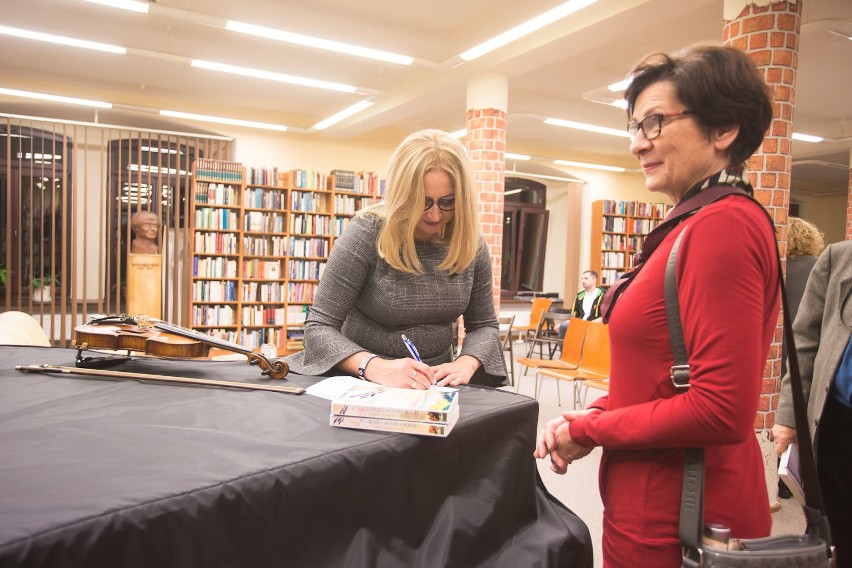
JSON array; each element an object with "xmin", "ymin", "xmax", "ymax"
[{"xmin": 72, "ymin": 315, "xmax": 289, "ymax": 380}]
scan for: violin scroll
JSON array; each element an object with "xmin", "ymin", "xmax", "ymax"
[{"xmin": 247, "ymin": 353, "xmax": 289, "ymax": 380}]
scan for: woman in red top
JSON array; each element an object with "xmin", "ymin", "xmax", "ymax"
[{"xmin": 535, "ymin": 45, "xmax": 779, "ymax": 567}]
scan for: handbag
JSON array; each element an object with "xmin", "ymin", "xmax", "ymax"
[{"xmin": 664, "ymin": 215, "xmax": 834, "ymax": 567}]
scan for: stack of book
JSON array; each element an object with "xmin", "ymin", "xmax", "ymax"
[{"xmin": 330, "ymin": 384, "xmax": 459, "ymax": 438}]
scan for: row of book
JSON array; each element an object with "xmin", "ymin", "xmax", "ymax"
[
  {"xmin": 242, "ymin": 259, "xmax": 281, "ymax": 279},
  {"xmin": 194, "ymin": 207, "xmax": 240, "ymax": 231},
  {"xmin": 243, "ymin": 235, "xmax": 287, "ymax": 257},
  {"xmin": 194, "ymin": 182, "xmax": 239, "ymax": 206},
  {"xmin": 241, "ymin": 306, "xmax": 285, "ymax": 326},
  {"xmin": 291, "ymin": 190, "xmax": 328, "ymax": 213},
  {"xmin": 290, "ymin": 213, "xmax": 332, "ymax": 235},
  {"xmin": 241, "ymin": 282, "xmax": 285, "ymax": 303},
  {"xmin": 329, "ymin": 170, "xmax": 384, "ymax": 196},
  {"xmin": 600, "ymin": 252, "xmax": 627, "ymax": 270},
  {"xmin": 195, "ymin": 159, "xmax": 242, "ymax": 183},
  {"xmin": 244, "ymin": 187, "xmax": 286, "ymax": 210},
  {"xmin": 599, "ymin": 268, "xmax": 623, "ymax": 286},
  {"xmin": 288, "ymin": 260, "xmax": 326, "ymax": 281},
  {"xmin": 287, "ymin": 282, "xmax": 317, "ymax": 303},
  {"xmin": 290, "ymin": 169, "xmax": 326, "ymax": 190},
  {"xmin": 192, "ymin": 304, "xmax": 235, "ymax": 326},
  {"xmin": 239, "ymin": 327, "xmax": 287, "ymax": 350},
  {"xmin": 192, "ymin": 279, "xmax": 236, "ymax": 302},
  {"xmin": 193, "ymin": 256, "xmax": 238, "ymax": 279},
  {"xmin": 244, "ymin": 211, "xmax": 285, "ymax": 234},
  {"xmin": 629, "ymin": 218, "xmax": 663, "ymax": 234},
  {"xmin": 246, "ymin": 166, "xmax": 279, "ymax": 187},
  {"xmin": 333, "ymin": 194, "xmax": 379, "ymax": 216},
  {"xmin": 289, "ymin": 236, "xmax": 329, "ymax": 258},
  {"xmin": 194, "ymin": 231, "xmax": 238, "ymax": 255},
  {"xmin": 599, "ymin": 199, "xmax": 668, "ymax": 219},
  {"xmin": 287, "ymin": 305, "xmax": 310, "ymax": 325}
]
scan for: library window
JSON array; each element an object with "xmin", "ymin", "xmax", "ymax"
[
  {"xmin": 501, "ymin": 177, "xmax": 549, "ymax": 298},
  {"xmin": 0, "ymin": 126, "xmax": 72, "ymax": 300}
]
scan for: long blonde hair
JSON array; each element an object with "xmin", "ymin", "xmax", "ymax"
[
  {"xmin": 787, "ymin": 217, "xmax": 825, "ymax": 259},
  {"xmin": 361, "ymin": 129, "xmax": 480, "ymax": 274}
]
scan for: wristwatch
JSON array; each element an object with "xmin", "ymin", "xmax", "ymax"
[{"xmin": 357, "ymin": 353, "xmax": 379, "ymax": 380}]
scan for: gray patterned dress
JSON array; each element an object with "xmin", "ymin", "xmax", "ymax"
[{"xmin": 285, "ymin": 214, "xmax": 507, "ymax": 387}]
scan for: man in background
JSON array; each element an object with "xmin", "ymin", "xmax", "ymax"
[{"xmin": 558, "ymin": 270, "xmax": 605, "ymax": 340}]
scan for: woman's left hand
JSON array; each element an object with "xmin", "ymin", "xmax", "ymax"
[{"xmin": 431, "ymin": 355, "xmax": 480, "ymax": 387}]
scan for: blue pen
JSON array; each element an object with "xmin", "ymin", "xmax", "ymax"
[{"xmin": 400, "ymin": 334, "xmax": 422, "ymax": 362}]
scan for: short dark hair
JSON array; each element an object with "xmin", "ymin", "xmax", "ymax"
[
  {"xmin": 584, "ymin": 270, "xmax": 599, "ymax": 281},
  {"xmin": 624, "ymin": 45, "xmax": 773, "ymax": 165}
]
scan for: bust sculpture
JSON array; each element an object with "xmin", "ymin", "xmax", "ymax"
[{"xmin": 130, "ymin": 210, "xmax": 160, "ymax": 254}]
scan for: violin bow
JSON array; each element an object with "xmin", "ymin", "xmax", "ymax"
[{"xmin": 16, "ymin": 364, "xmax": 305, "ymax": 394}]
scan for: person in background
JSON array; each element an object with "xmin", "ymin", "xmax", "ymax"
[
  {"xmin": 535, "ymin": 45, "xmax": 778, "ymax": 567},
  {"xmin": 773, "ymin": 240, "xmax": 852, "ymax": 568},
  {"xmin": 558, "ymin": 270, "xmax": 605, "ymax": 339},
  {"xmin": 129, "ymin": 210, "xmax": 160, "ymax": 254},
  {"xmin": 777, "ymin": 217, "xmax": 824, "ymax": 499},
  {"xmin": 285, "ymin": 129, "xmax": 507, "ymax": 389}
]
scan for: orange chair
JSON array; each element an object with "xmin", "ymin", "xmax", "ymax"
[
  {"xmin": 537, "ymin": 321, "xmax": 610, "ymax": 407},
  {"xmin": 516, "ymin": 317, "xmax": 590, "ymax": 395},
  {"xmin": 512, "ymin": 297, "xmax": 553, "ymax": 343}
]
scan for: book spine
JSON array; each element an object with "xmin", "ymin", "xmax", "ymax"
[
  {"xmin": 330, "ymin": 414, "xmax": 450, "ymax": 437},
  {"xmin": 330, "ymin": 402, "xmax": 450, "ymax": 422}
]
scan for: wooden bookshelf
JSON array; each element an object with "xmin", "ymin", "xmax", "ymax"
[
  {"xmin": 589, "ymin": 199, "xmax": 670, "ymax": 287},
  {"xmin": 188, "ymin": 161, "xmax": 384, "ymax": 352}
]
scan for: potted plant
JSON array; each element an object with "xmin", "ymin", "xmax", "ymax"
[
  {"xmin": 0, "ymin": 265, "xmax": 6, "ymax": 287},
  {"xmin": 31, "ymin": 275, "xmax": 58, "ymax": 303}
]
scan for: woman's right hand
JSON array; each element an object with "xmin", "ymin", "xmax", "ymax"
[{"xmin": 364, "ymin": 356, "xmax": 435, "ymax": 389}]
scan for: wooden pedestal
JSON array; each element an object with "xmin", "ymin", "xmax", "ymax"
[{"xmin": 127, "ymin": 253, "xmax": 162, "ymax": 318}]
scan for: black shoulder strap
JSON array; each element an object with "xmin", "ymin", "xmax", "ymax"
[{"xmin": 666, "ymin": 199, "xmax": 831, "ymax": 562}]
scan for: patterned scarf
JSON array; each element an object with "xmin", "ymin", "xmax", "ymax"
[{"xmin": 599, "ymin": 168, "xmax": 753, "ymax": 324}]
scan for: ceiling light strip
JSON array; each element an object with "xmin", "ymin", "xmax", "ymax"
[
  {"xmin": 159, "ymin": 110, "xmax": 288, "ymax": 132},
  {"xmin": 313, "ymin": 100, "xmax": 375, "ymax": 130},
  {"xmin": 0, "ymin": 87, "xmax": 112, "ymax": 108},
  {"xmin": 84, "ymin": 0, "xmax": 150, "ymax": 14},
  {"xmin": 791, "ymin": 132, "xmax": 824, "ymax": 143},
  {"xmin": 226, "ymin": 21, "xmax": 414, "ymax": 66},
  {"xmin": 543, "ymin": 117, "xmax": 628, "ymax": 138},
  {"xmin": 459, "ymin": 0, "xmax": 598, "ymax": 61},
  {"xmin": 0, "ymin": 24, "xmax": 126, "ymax": 54},
  {"xmin": 191, "ymin": 60, "xmax": 357, "ymax": 93},
  {"xmin": 554, "ymin": 159, "xmax": 625, "ymax": 172}
]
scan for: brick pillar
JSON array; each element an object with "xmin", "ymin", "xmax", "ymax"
[
  {"xmin": 465, "ymin": 74, "xmax": 508, "ymax": 313},
  {"xmin": 724, "ymin": 0, "xmax": 801, "ymax": 432},
  {"xmin": 723, "ymin": 0, "xmax": 801, "ymax": 507}
]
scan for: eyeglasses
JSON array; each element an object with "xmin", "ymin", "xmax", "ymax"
[
  {"xmin": 627, "ymin": 111, "xmax": 694, "ymax": 141},
  {"xmin": 424, "ymin": 196, "xmax": 456, "ymax": 211}
]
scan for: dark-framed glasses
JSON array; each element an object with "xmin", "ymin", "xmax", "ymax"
[
  {"xmin": 424, "ymin": 196, "xmax": 456, "ymax": 211},
  {"xmin": 627, "ymin": 111, "xmax": 694, "ymax": 141}
]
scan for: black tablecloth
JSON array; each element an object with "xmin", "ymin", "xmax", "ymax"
[{"xmin": 0, "ymin": 346, "xmax": 592, "ymax": 567}]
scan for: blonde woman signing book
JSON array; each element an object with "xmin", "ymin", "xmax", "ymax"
[{"xmin": 285, "ymin": 130, "xmax": 507, "ymax": 389}]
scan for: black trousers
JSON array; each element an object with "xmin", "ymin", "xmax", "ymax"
[{"xmin": 817, "ymin": 396, "xmax": 852, "ymax": 568}]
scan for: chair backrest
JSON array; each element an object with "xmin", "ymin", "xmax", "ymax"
[
  {"xmin": 533, "ymin": 310, "xmax": 571, "ymax": 339},
  {"xmin": 559, "ymin": 317, "xmax": 591, "ymax": 366},
  {"xmin": 0, "ymin": 311, "xmax": 51, "ymax": 347},
  {"xmin": 578, "ymin": 321, "xmax": 610, "ymax": 375},
  {"xmin": 497, "ymin": 314, "xmax": 516, "ymax": 351},
  {"xmin": 526, "ymin": 297, "xmax": 553, "ymax": 330}
]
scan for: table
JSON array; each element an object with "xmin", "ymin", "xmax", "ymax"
[{"xmin": 0, "ymin": 346, "xmax": 592, "ymax": 567}]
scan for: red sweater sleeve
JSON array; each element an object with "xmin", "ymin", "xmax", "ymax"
[{"xmin": 571, "ymin": 198, "xmax": 779, "ymax": 449}]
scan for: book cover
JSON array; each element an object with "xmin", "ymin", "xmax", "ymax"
[
  {"xmin": 330, "ymin": 406, "xmax": 459, "ymax": 438},
  {"xmin": 331, "ymin": 384, "xmax": 458, "ymax": 422},
  {"xmin": 778, "ymin": 442, "xmax": 805, "ymax": 505}
]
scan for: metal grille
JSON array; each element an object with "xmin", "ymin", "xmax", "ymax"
[{"xmin": 0, "ymin": 114, "xmax": 233, "ymax": 346}]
